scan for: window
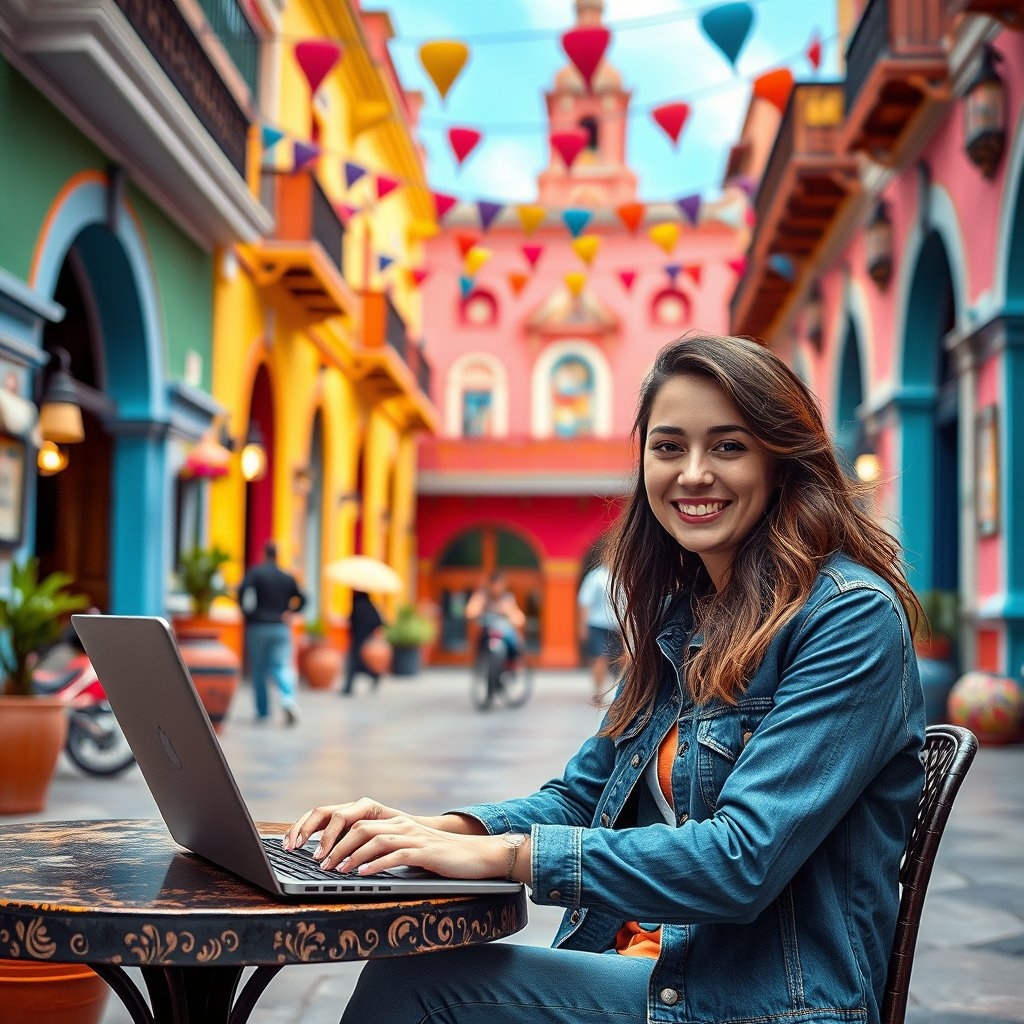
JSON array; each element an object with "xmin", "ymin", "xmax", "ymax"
[
  {"xmin": 651, "ymin": 288, "xmax": 690, "ymax": 327},
  {"xmin": 446, "ymin": 354, "xmax": 508, "ymax": 438},
  {"xmin": 550, "ymin": 355, "xmax": 595, "ymax": 437},
  {"xmin": 460, "ymin": 289, "xmax": 498, "ymax": 327},
  {"xmin": 462, "ymin": 389, "xmax": 493, "ymax": 437},
  {"xmin": 531, "ymin": 340, "xmax": 611, "ymax": 438},
  {"xmin": 579, "ymin": 115, "xmax": 599, "ymax": 151}
]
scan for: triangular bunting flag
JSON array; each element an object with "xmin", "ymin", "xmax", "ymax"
[
  {"xmin": 508, "ymin": 271, "xmax": 529, "ymax": 296},
  {"xmin": 459, "ymin": 274, "xmax": 475, "ymax": 299},
  {"xmin": 378, "ymin": 254, "xmax": 395, "ymax": 272},
  {"xmin": 517, "ymin": 204, "xmax": 546, "ymax": 236},
  {"xmin": 522, "ymin": 244, "xmax": 544, "ymax": 270},
  {"xmin": 564, "ymin": 271, "xmax": 587, "ymax": 297},
  {"xmin": 432, "ymin": 191, "xmax": 458, "ymax": 221},
  {"xmin": 562, "ymin": 208, "xmax": 591, "ymax": 238},
  {"xmin": 684, "ymin": 264, "xmax": 703, "ymax": 286},
  {"xmin": 455, "ymin": 232, "xmax": 480, "ymax": 258},
  {"xmin": 344, "ymin": 161, "xmax": 367, "ymax": 189},
  {"xmin": 676, "ymin": 194, "xmax": 702, "ymax": 225},
  {"xmin": 336, "ymin": 203, "xmax": 360, "ymax": 224},
  {"xmin": 292, "ymin": 141, "xmax": 321, "ymax": 173},
  {"xmin": 727, "ymin": 257, "xmax": 748, "ymax": 276},
  {"xmin": 376, "ymin": 175, "xmax": 400, "ymax": 200},
  {"xmin": 648, "ymin": 222, "xmax": 680, "ymax": 255},
  {"xmin": 665, "ymin": 263, "xmax": 681, "ymax": 284},
  {"xmin": 477, "ymin": 200, "xmax": 504, "ymax": 231},
  {"xmin": 572, "ymin": 235, "xmax": 601, "ymax": 266},
  {"xmin": 408, "ymin": 267, "xmax": 430, "ymax": 287},
  {"xmin": 463, "ymin": 246, "xmax": 492, "ymax": 277},
  {"xmin": 616, "ymin": 202, "xmax": 646, "ymax": 234},
  {"xmin": 261, "ymin": 125, "xmax": 285, "ymax": 153},
  {"xmin": 617, "ymin": 270, "xmax": 637, "ymax": 292}
]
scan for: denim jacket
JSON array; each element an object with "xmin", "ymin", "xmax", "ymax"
[{"xmin": 458, "ymin": 554, "xmax": 926, "ymax": 1024}]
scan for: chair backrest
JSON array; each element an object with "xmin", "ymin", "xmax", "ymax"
[{"xmin": 881, "ymin": 724, "xmax": 979, "ymax": 1024}]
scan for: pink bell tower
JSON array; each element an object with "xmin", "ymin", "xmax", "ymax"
[{"xmin": 537, "ymin": 0, "xmax": 638, "ymax": 208}]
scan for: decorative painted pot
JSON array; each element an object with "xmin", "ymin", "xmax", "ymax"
[
  {"xmin": 172, "ymin": 619, "xmax": 241, "ymax": 733},
  {"xmin": 0, "ymin": 696, "xmax": 68, "ymax": 814},
  {"xmin": 947, "ymin": 671, "xmax": 1024, "ymax": 745},
  {"xmin": 0, "ymin": 961, "xmax": 109, "ymax": 1024},
  {"xmin": 301, "ymin": 641, "xmax": 342, "ymax": 689},
  {"xmin": 917, "ymin": 656, "xmax": 959, "ymax": 726}
]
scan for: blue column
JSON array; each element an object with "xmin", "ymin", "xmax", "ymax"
[
  {"xmin": 1001, "ymin": 314, "xmax": 1024, "ymax": 676},
  {"xmin": 894, "ymin": 385, "xmax": 938, "ymax": 592},
  {"xmin": 108, "ymin": 422, "xmax": 171, "ymax": 615}
]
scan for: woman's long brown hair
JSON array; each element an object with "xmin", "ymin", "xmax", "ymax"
[{"xmin": 602, "ymin": 333, "xmax": 921, "ymax": 739}]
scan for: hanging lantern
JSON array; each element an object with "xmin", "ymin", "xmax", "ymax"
[
  {"xmin": 964, "ymin": 45, "xmax": 1006, "ymax": 178},
  {"xmin": 37, "ymin": 440, "xmax": 69, "ymax": 477},
  {"xmin": 184, "ymin": 430, "xmax": 232, "ymax": 479},
  {"xmin": 38, "ymin": 346, "xmax": 85, "ymax": 444},
  {"xmin": 805, "ymin": 281, "xmax": 823, "ymax": 351},
  {"xmin": 865, "ymin": 200, "xmax": 893, "ymax": 289},
  {"xmin": 241, "ymin": 423, "xmax": 268, "ymax": 483},
  {"xmin": 854, "ymin": 426, "xmax": 881, "ymax": 484}
]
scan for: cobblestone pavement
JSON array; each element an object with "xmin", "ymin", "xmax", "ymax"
[{"xmin": 6, "ymin": 667, "xmax": 1022, "ymax": 1024}]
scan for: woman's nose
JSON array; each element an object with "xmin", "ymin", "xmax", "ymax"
[{"xmin": 677, "ymin": 452, "xmax": 712, "ymax": 485}]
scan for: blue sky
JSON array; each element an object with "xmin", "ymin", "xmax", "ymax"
[{"xmin": 382, "ymin": 0, "xmax": 840, "ymax": 205}]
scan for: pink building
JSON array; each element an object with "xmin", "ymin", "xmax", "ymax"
[{"xmin": 416, "ymin": 0, "xmax": 746, "ymax": 667}]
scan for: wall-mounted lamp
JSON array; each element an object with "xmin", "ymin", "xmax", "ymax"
[
  {"xmin": 240, "ymin": 422, "xmax": 268, "ymax": 483},
  {"xmin": 865, "ymin": 201, "xmax": 893, "ymax": 289},
  {"xmin": 183, "ymin": 429, "xmax": 232, "ymax": 478},
  {"xmin": 38, "ymin": 346, "xmax": 85, "ymax": 444},
  {"xmin": 964, "ymin": 44, "xmax": 1005, "ymax": 178},
  {"xmin": 37, "ymin": 439, "xmax": 70, "ymax": 477},
  {"xmin": 854, "ymin": 427, "xmax": 882, "ymax": 484}
]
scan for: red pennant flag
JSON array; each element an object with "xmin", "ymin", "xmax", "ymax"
[
  {"xmin": 508, "ymin": 271, "xmax": 529, "ymax": 296},
  {"xmin": 727, "ymin": 257, "xmax": 748, "ymax": 276},
  {"xmin": 551, "ymin": 128, "xmax": 589, "ymax": 169},
  {"xmin": 432, "ymin": 190, "xmax": 458, "ymax": 221},
  {"xmin": 376, "ymin": 175, "xmax": 400, "ymax": 200},
  {"xmin": 651, "ymin": 102, "xmax": 691, "ymax": 147},
  {"xmin": 806, "ymin": 31, "xmax": 822, "ymax": 72},
  {"xmin": 409, "ymin": 268, "xmax": 430, "ymax": 287},
  {"xmin": 683, "ymin": 264, "xmax": 702, "ymax": 286},
  {"xmin": 447, "ymin": 126, "xmax": 482, "ymax": 167},
  {"xmin": 617, "ymin": 270, "xmax": 637, "ymax": 292},
  {"xmin": 294, "ymin": 40, "xmax": 343, "ymax": 95},
  {"xmin": 336, "ymin": 203, "xmax": 359, "ymax": 224},
  {"xmin": 616, "ymin": 202, "xmax": 646, "ymax": 234},
  {"xmin": 561, "ymin": 26, "xmax": 611, "ymax": 90},
  {"xmin": 522, "ymin": 244, "xmax": 544, "ymax": 270},
  {"xmin": 455, "ymin": 232, "xmax": 480, "ymax": 258}
]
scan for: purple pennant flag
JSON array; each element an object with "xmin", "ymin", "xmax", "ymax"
[
  {"xmin": 676, "ymin": 194, "xmax": 701, "ymax": 225},
  {"xmin": 344, "ymin": 161, "xmax": 367, "ymax": 189},
  {"xmin": 292, "ymin": 141, "xmax": 321, "ymax": 173},
  {"xmin": 665, "ymin": 263, "xmax": 681, "ymax": 284},
  {"xmin": 477, "ymin": 200, "xmax": 504, "ymax": 231}
]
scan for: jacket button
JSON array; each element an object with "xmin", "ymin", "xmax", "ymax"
[
  {"xmin": 659, "ymin": 988, "xmax": 680, "ymax": 1006},
  {"xmin": 678, "ymin": 741, "xmax": 690, "ymax": 756},
  {"xmin": 742, "ymin": 730, "xmax": 753, "ymax": 745},
  {"xmin": 570, "ymin": 910, "xmax": 581, "ymax": 924},
  {"xmin": 631, "ymin": 754, "xmax": 640, "ymax": 768},
  {"xmin": 600, "ymin": 812, "xmax": 610, "ymax": 827},
  {"xmin": 677, "ymin": 812, "xmax": 689, "ymax": 825},
  {"xmin": 549, "ymin": 890, "xmax": 561, "ymax": 901}
]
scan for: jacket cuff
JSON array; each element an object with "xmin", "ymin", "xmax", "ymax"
[
  {"xmin": 529, "ymin": 824, "xmax": 582, "ymax": 908},
  {"xmin": 445, "ymin": 803, "xmax": 513, "ymax": 835}
]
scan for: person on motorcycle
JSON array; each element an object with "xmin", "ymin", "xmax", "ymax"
[{"xmin": 464, "ymin": 570, "xmax": 525, "ymax": 667}]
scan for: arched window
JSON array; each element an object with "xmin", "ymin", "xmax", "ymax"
[
  {"xmin": 460, "ymin": 288, "xmax": 498, "ymax": 327},
  {"xmin": 650, "ymin": 288, "xmax": 691, "ymax": 327},
  {"xmin": 579, "ymin": 115, "xmax": 599, "ymax": 152},
  {"xmin": 446, "ymin": 353, "xmax": 509, "ymax": 438},
  {"xmin": 550, "ymin": 355, "xmax": 595, "ymax": 437},
  {"xmin": 531, "ymin": 340, "xmax": 611, "ymax": 438}
]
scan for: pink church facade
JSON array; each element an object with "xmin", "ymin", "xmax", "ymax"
[{"xmin": 415, "ymin": 0, "xmax": 746, "ymax": 667}]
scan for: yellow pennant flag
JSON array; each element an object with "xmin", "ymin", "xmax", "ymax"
[
  {"xmin": 564, "ymin": 271, "xmax": 587, "ymax": 297},
  {"xmin": 648, "ymin": 222, "xmax": 681, "ymax": 255},
  {"xmin": 463, "ymin": 246, "xmax": 493, "ymax": 277},
  {"xmin": 351, "ymin": 100, "xmax": 390, "ymax": 137},
  {"xmin": 516, "ymin": 204, "xmax": 547, "ymax": 236},
  {"xmin": 572, "ymin": 235, "xmax": 601, "ymax": 266},
  {"xmin": 407, "ymin": 219, "xmax": 439, "ymax": 242}
]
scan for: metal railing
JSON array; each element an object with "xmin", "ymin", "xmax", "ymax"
[
  {"xmin": 196, "ymin": 0, "xmax": 261, "ymax": 101},
  {"xmin": 385, "ymin": 297, "xmax": 409, "ymax": 363},
  {"xmin": 311, "ymin": 178, "xmax": 344, "ymax": 276},
  {"xmin": 114, "ymin": 0, "xmax": 249, "ymax": 176}
]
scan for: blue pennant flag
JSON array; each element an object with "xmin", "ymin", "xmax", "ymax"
[
  {"xmin": 665, "ymin": 263, "xmax": 681, "ymax": 284},
  {"xmin": 459, "ymin": 274, "xmax": 475, "ymax": 298},
  {"xmin": 261, "ymin": 125, "xmax": 285, "ymax": 152},
  {"xmin": 562, "ymin": 208, "xmax": 591, "ymax": 238},
  {"xmin": 378, "ymin": 254, "xmax": 395, "ymax": 272}
]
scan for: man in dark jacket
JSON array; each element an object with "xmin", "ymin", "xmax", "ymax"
[{"xmin": 238, "ymin": 541, "xmax": 306, "ymax": 725}]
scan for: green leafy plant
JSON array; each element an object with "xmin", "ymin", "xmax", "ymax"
[
  {"xmin": 0, "ymin": 558, "xmax": 88, "ymax": 697},
  {"xmin": 913, "ymin": 589, "xmax": 960, "ymax": 662},
  {"xmin": 384, "ymin": 604, "xmax": 438, "ymax": 648},
  {"xmin": 177, "ymin": 546, "xmax": 231, "ymax": 617}
]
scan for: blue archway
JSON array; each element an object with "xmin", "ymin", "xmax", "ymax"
[{"xmin": 834, "ymin": 316, "xmax": 864, "ymax": 474}]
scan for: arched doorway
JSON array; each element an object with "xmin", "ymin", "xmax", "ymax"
[
  {"xmin": 244, "ymin": 366, "xmax": 274, "ymax": 570},
  {"xmin": 899, "ymin": 231, "xmax": 958, "ymax": 592},
  {"xmin": 433, "ymin": 525, "xmax": 543, "ymax": 665},
  {"xmin": 835, "ymin": 316, "xmax": 864, "ymax": 474}
]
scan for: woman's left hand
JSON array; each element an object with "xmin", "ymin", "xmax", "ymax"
[{"xmin": 315, "ymin": 814, "xmax": 523, "ymax": 882}]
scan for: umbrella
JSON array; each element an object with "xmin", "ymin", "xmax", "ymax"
[{"xmin": 325, "ymin": 556, "xmax": 402, "ymax": 594}]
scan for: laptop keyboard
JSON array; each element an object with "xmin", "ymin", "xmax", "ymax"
[{"xmin": 260, "ymin": 837, "xmax": 371, "ymax": 881}]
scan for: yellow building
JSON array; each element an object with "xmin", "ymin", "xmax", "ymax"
[{"xmin": 209, "ymin": 0, "xmax": 437, "ymax": 641}]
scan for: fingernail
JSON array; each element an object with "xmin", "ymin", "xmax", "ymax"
[
  {"xmin": 313, "ymin": 843, "xmax": 323, "ymax": 859},
  {"xmin": 335, "ymin": 857, "xmax": 350, "ymax": 872},
  {"xmin": 281, "ymin": 836, "xmax": 291, "ymax": 850}
]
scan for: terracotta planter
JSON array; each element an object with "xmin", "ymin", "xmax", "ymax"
[
  {"xmin": 0, "ymin": 962, "xmax": 109, "ymax": 1024},
  {"xmin": 301, "ymin": 641, "xmax": 342, "ymax": 689},
  {"xmin": 0, "ymin": 696, "xmax": 68, "ymax": 814},
  {"xmin": 172, "ymin": 618, "xmax": 241, "ymax": 733}
]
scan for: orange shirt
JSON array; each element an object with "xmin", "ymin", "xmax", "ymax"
[{"xmin": 614, "ymin": 722, "xmax": 678, "ymax": 958}]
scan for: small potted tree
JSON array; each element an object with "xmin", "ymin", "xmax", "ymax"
[
  {"xmin": 384, "ymin": 604, "xmax": 439, "ymax": 677},
  {"xmin": 173, "ymin": 546, "xmax": 240, "ymax": 731}
]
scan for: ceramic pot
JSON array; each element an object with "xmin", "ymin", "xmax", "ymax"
[
  {"xmin": 0, "ymin": 961, "xmax": 109, "ymax": 1024},
  {"xmin": 301, "ymin": 641, "xmax": 342, "ymax": 689},
  {"xmin": 947, "ymin": 671, "xmax": 1024, "ymax": 745},
  {"xmin": 172, "ymin": 619, "xmax": 241, "ymax": 732},
  {"xmin": 0, "ymin": 696, "xmax": 68, "ymax": 814}
]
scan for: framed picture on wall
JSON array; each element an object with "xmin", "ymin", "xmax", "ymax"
[
  {"xmin": 976, "ymin": 404, "xmax": 999, "ymax": 538},
  {"xmin": 0, "ymin": 432, "xmax": 28, "ymax": 549}
]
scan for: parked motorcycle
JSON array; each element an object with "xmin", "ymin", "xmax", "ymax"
[{"xmin": 32, "ymin": 653, "xmax": 136, "ymax": 777}]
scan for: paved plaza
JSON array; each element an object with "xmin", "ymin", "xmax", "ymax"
[{"xmin": 7, "ymin": 667, "xmax": 1023, "ymax": 1024}]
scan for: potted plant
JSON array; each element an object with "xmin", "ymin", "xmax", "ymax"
[
  {"xmin": 914, "ymin": 589, "xmax": 960, "ymax": 726},
  {"xmin": 300, "ymin": 618, "xmax": 342, "ymax": 690},
  {"xmin": 172, "ymin": 546, "xmax": 240, "ymax": 732},
  {"xmin": 0, "ymin": 558, "xmax": 88, "ymax": 813},
  {"xmin": 384, "ymin": 604, "xmax": 438, "ymax": 677}
]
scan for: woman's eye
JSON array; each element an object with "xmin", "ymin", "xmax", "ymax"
[
  {"xmin": 715, "ymin": 440, "xmax": 745, "ymax": 453},
  {"xmin": 651, "ymin": 440, "xmax": 682, "ymax": 453}
]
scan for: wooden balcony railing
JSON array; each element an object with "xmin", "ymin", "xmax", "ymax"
[{"xmin": 114, "ymin": 0, "xmax": 249, "ymax": 176}]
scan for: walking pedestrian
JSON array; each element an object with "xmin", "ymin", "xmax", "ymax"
[
  {"xmin": 341, "ymin": 590, "xmax": 386, "ymax": 696},
  {"xmin": 238, "ymin": 541, "xmax": 305, "ymax": 726},
  {"xmin": 285, "ymin": 333, "xmax": 926, "ymax": 1024},
  {"xmin": 577, "ymin": 560, "xmax": 623, "ymax": 701}
]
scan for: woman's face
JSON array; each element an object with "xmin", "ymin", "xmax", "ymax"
[{"xmin": 643, "ymin": 374, "xmax": 778, "ymax": 589}]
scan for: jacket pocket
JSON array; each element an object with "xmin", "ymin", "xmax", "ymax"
[{"xmin": 695, "ymin": 703, "xmax": 770, "ymax": 812}]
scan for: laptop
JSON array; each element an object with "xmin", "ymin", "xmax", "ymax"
[{"xmin": 72, "ymin": 614, "xmax": 522, "ymax": 899}]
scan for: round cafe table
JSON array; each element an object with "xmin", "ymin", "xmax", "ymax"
[{"xmin": 0, "ymin": 819, "xmax": 528, "ymax": 1023}]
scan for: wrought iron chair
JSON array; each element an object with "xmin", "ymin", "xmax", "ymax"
[{"xmin": 881, "ymin": 724, "xmax": 979, "ymax": 1024}]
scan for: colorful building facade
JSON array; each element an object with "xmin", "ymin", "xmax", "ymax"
[
  {"xmin": 415, "ymin": 0, "xmax": 747, "ymax": 667},
  {"xmin": 729, "ymin": 1, "xmax": 1024, "ymax": 679}
]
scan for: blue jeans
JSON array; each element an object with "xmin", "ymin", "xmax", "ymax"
[
  {"xmin": 341, "ymin": 943, "xmax": 653, "ymax": 1023},
  {"xmin": 244, "ymin": 621, "xmax": 298, "ymax": 719}
]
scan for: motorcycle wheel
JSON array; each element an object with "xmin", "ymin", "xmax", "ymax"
[
  {"xmin": 497, "ymin": 658, "xmax": 533, "ymax": 708},
  {"xmin": 65, "ymin": 708, "xmax": 136, "ymax": 777},
  {"xmin": 470, "ymin": 650, "xmax": 496, "ymax": 711}
]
